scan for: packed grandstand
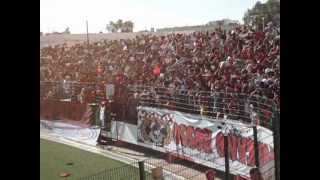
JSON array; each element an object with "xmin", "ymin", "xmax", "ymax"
[
  {"xmin": 40, "ymin": 21, "xmax": 280, "ymax": 180},
  {"xmin": 40, "ymin": 22, "xmax": 279, "ymax": 128}
]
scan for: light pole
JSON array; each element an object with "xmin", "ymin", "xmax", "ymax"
[
  {"xmin": 86, "ymin": 20, "xmax": 90, "ymax": 45},
  {"xmin": 262, "ymin": 17, "xmax": 265, "ymax": 32}
]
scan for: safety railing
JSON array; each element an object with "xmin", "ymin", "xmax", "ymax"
[
  {"xmin": 78, "ymin": 161, "xmax": 144, "ymax": 180},
  {"xmin": 41, "ymin": 82, "xmax": 279, "ymax": 180},
  {"xmin": 40, "ymin": 82, "xmax": 279, "ymax": 130},
  {"xmin": 128, "ymin": 85, "xmax": 278, "ymax": 130}
]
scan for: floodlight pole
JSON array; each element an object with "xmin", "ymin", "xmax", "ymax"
[{"xmin": 86, "ymin": 20, "xmax": 90, "ymax": 45}]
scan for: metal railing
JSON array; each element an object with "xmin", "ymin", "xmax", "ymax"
[
  {"xmin": 128, "ymin": 85, "xmax": 278, "ymax": 130},
  {"xmin": 78, "ymin": 161, "xmax": 145, "ymax": 180},
  {"xmin": 40, "ymin": 82, "xmax": 279, "ymax": 130},
  {"xmin": 40, "ymin": 81, "xmax": 279, "ymax": 180}
]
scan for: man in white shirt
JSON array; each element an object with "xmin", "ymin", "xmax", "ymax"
[
  {"xmin": 97, "ymin": 101, "xmax": 108, "ymax": 145},
  {"xmin": 99, "ymin": 101, "xmax": 106, "ymax": 128}
]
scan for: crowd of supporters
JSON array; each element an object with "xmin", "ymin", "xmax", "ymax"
[{"xmin": 40, "ymin": 22, "xmax": 279, "ymax": 126}]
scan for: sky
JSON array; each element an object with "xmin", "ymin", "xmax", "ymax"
[{"xmin": 40, "ymin": 0, "xmax": 267, "ymax": 34}]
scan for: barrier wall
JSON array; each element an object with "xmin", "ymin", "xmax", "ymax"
[
  {"xmin": 40, "ymin": 100, "xmax": 87, "ymax": 121},
  {"xmin": 111, "ymin": 106, "xmax": 274, "ymax": 178},
  {"xmin": 40, "ymin": 100, "xmax": 275, "ymax": 178}
]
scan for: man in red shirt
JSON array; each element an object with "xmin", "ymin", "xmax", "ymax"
[{"xmin": 205, "ymin": 169, "xmax": 216, "ymax": 180}]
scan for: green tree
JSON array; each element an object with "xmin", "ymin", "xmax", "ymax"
[
  {"xmin": 116, "ymin": 19, "xmax": 123, "ymax": 32},
  {"xmin": 106, "ymin": 21, "xmax": 117, "ymax": 33},
  {"xmin": 121, "ymin": 21, "xmax": 134, "ymax": 32},
  {"xmin": 107, "ymin": 19, "xmax": 134, "ymax": 33},
  {"xmin": 64, "ymin": 27, "xmax": 71, "ymax": 34},
  {"xmin": 243, "ymin": 0, "xmax": 280, "ymax": 30}
]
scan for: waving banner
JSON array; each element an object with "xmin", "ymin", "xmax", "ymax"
[{"xmin": 137, "ymin": 106, "xmax": 274, "ymax": 178}]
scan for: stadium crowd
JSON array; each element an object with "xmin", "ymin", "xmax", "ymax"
[{"xmin": 40, "ymin": 22, "xmax": 280, "ymax": 124}]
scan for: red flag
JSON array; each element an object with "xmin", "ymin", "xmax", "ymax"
[{"xmin": 153, "ymin": 66, "xmax": 161, "ymax": 76}]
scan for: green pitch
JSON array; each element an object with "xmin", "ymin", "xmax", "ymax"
[{"xmin": 40, "ymin": 139, "xmax": 135, "ymax": 180}]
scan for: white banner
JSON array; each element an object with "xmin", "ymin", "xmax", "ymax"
[
  {"xmin": 137, "ymin": 106, "xmax": 274, "ymax": 178},
  {"xmin": 111, "ymin": 121, "xmax": 137, "ymax": 144}
]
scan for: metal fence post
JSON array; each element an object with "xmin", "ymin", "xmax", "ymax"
[
  {"xmin": 224, "ymin": 134, "xmax": 230, "ymax": 180},
  {"xmin": 139, "ymin": 161, "xmax": 145, "ymax": 180},
  {"xmin": 273, "ymin": 105, "xmax": 280, "ymax": 180},
  {"xmin": 253, "ymin": 125, "xmax": 260, "ymax": 169}
]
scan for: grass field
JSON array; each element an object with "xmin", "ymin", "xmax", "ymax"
[{"xmin": 40, "ymin": 139, "xmax": 135, "ymax": 180}]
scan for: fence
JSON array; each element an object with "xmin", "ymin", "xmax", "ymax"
[
  {"xmin": 142, "ymin": 147, "xmax": 224, "ymax": 180},
  {"xmin": 40, "ymin": 81, "xmax": 280, "ymax": 180},
  {"xmin": 138, "ymin": 124, "xmax": 276, "ymax": 180},
  {"xmin": 41, "ymin": 82, "xmax": 278, "ymax": 130},
  {"xmin": 128, "ymin": 85, "xmax": 277, "ymax": 130},
  {"xmin": 40, "ymin": 81, "xmax": 136, "ymax": 124},
  {"xmin": 40, "ymin": 81, "xmax": 98, "ymax": 102},
  {"xmin": 78, "ymin": 161, "xmax": 143, "ymax": 180},
  {"xmin": 75, "ymin": 149, "xmax": 211, "ymax": 180},
  {"xmin": 75, "ymin": 128, "xmax": 277, "ymax": 180}
]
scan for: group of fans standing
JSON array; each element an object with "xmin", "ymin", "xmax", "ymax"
[{"xmin": 40, "ymin": 22, "xmax": 279, "ymax": 127}]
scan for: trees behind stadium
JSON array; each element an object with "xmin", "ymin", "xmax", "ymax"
[{"xmin": 106, "ymin": 19, "xmax": 134, "ymax": 33}]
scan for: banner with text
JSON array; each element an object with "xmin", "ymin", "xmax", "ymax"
[{"xmin": 137, "ymin": 106, "xmax": 274, "ymax": 177}]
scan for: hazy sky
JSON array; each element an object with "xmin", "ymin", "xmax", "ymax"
[{"xmin": 40, "ymin": 0, "xmax": 266, "ymax": 34}]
